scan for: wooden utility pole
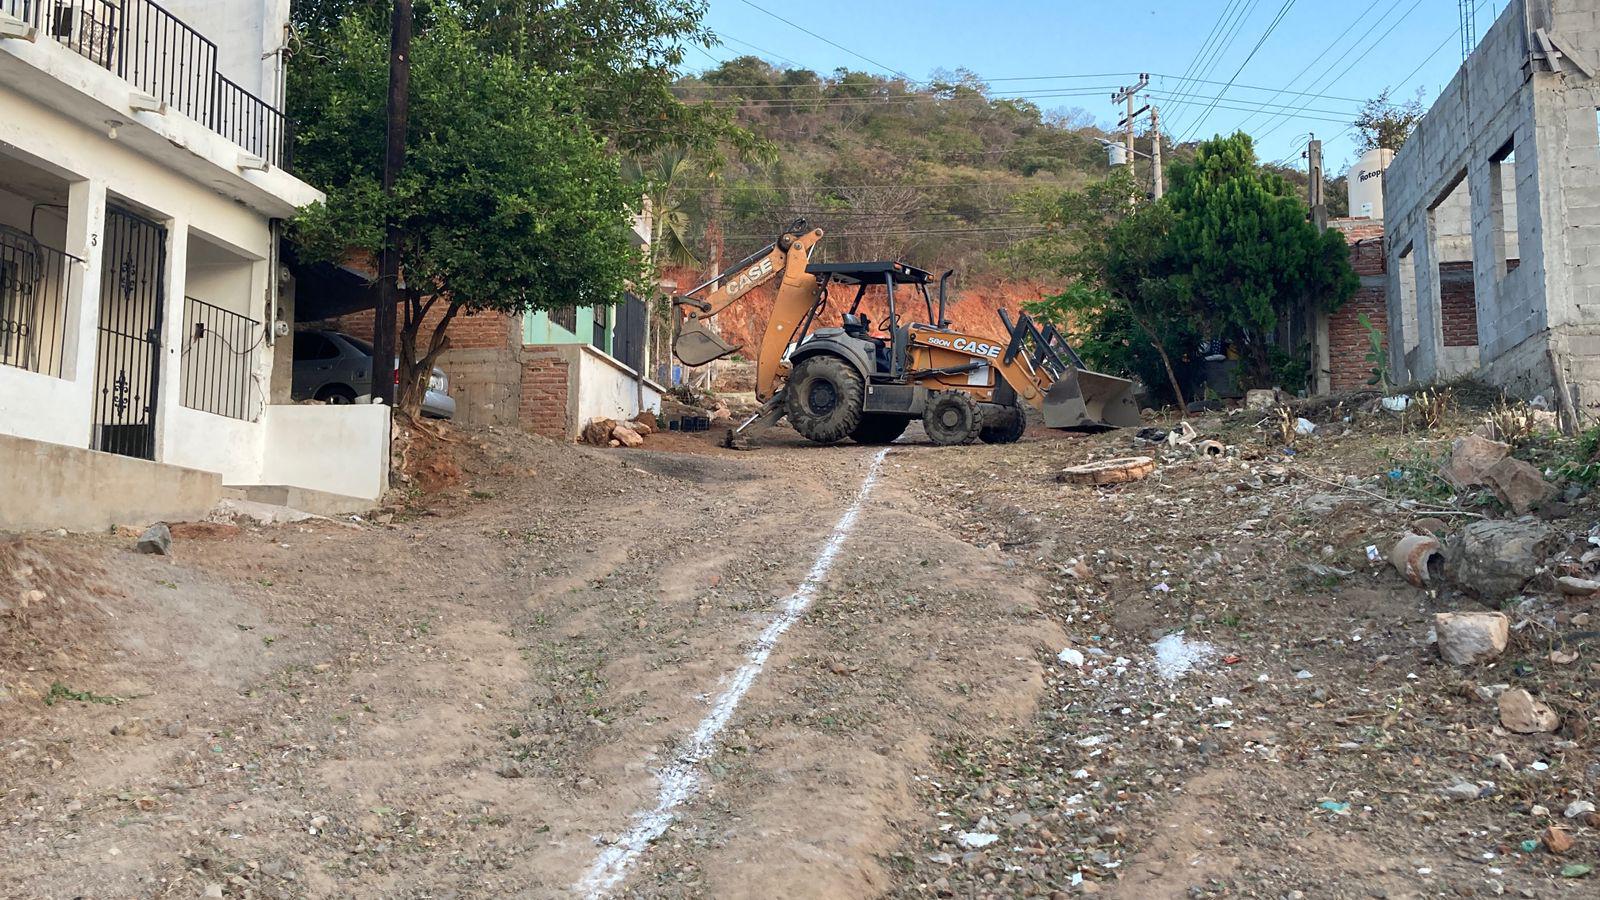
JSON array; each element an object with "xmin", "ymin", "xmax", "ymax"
[
  {"xmin": 372, "ymin": 0, "xmax": 411, "ymax": 407},
  {"xmin": 1150, "ymin": 105, "xmax": 1164, "ymax": 200},
  {"xmin": 1306, "ymin": 136, "xmax": 1327, "ymax": 231}
]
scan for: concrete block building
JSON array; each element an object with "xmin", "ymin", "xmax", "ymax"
[
  {"xmin": 0, "ymin": 0, "xmax": 389, "ymax": 530},
  {"xmin": 1384, "ymin": 0, "xmax": 1600, "ymax": 411}
]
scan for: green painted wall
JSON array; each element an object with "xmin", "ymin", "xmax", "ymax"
[{"xmin": 524, "ymin": 305, "xmax": 611, "ymax": 354}]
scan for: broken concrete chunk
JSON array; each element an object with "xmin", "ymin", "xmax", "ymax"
[
  {"xmin": 1499, "ymin": 687, "xmax": 1560, "ymax": 733},
  {"xmin": 1435, "ymin": 611, "xmax": 1509, "ymax": 665},
  {"xmin": 1391, "ymin": 533, "xmax": 1443, "ymax": 588},
  {"xmin": 1557, "ymin": 576, "xmax": 1600, "ymax": 597},
  {"xmin": 1447, "ymin": 520, "xmax": 1559, "ymax": 600},
  {"xmin": 135, "ymin": 523, "xmax": 172, "ymax": 556},
  {"xmin": 1243, "ymin": 388, "xmax": 1278, "ymax": 410},
  {"xmin": 611, "ymin": 424, "xmax": 645, "ymax": 448},
  {"xmin": 1441, "ymin": 434, "xmax": 1511, "ymax": 489},
  {"xmin": 1483, "ymin": 456, "xmax": 1556, "ymax": 515}
]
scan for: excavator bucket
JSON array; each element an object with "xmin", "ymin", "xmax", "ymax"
[
  {"xmin": 674, "ymin": 315, "xmax": 740, "ymax": 367},
  {"xmin": 1042, "ymin": 366, "xmax": 1142, "ymax": 431},
  {"xmin": 998, "ymin": 309, "xmax": 1141, "ymax": 431}
]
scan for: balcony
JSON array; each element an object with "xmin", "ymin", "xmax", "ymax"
[{"xmin": 0, "ymin": 0, "xmax": 286, "ymax": 168}]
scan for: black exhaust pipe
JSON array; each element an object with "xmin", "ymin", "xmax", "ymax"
[{"xmin": 938, "ymin": 270, "xmax": 954, "ymax": 327}]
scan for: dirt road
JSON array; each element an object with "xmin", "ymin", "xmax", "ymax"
[
  {"xmin": 4, "ymin": 414, "xmax": 1598, "ymax": 899},
  {"xmin": 0, "ymin": 426, "xmax": 1062, "ymax": 899}
]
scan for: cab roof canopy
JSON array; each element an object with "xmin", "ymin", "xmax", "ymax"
[{"xmin": 806, "ymin": 261, "xmax": 934, "ymax": 285}]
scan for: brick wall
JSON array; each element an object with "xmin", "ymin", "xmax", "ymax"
[
  {"xmin": 1439, "ymin": 261, "xmax": 1480, "ymax": 348},
  {"xmin": 519, "ymin": 348, "xmax": 570, "ymax": 439},
  {"xmin": 326, "ymin": 304, "xmax": 520, "ymax": 352},
  {"xmin": 1329, "ymin": 287, "xmax": 1388, "ymax": 391}
]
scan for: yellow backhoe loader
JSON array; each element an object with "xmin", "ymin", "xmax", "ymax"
[{"xmin": 673, "ymin": 220, "xmax": 1140, "ymax": 448}]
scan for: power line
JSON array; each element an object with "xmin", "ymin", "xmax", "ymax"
[
  {"xmin": 1225, "ymin": 0, "xmax": 1385, "ymax": 135},
  {"xmin": 1162, "ymin": 0, "xmax": 1250, "ymax": 131},
  {"xmin": 1176, "ymin": 0, "xmax": 1299, "ymax": 143},
  {"xmin": 731, "ymin": 0, "xmax": 913, "ymax": 82},
  {"xmin": 1167, "ymin": 0, "xmax": 1264, "ymax": 134}
]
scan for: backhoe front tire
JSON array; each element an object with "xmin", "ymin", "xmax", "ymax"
[
  {"xmin": 850, "ymin": 414, "xmax": 910, "ymax": 445},
  {"xmin": 923, "ymin": 391, "xmax": 983, "ymax": 446},
  {"xmin": 979, "ymin": 405, "xmax": 1026, "ymax": 444},
  {"xmin": 785, "ymin": 355, "xmax": 865, "ymax": 445}
]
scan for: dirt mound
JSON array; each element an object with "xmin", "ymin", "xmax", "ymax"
[{"xmin": 0, "ymin": 536, "xmax": 115, "ymax": 706}]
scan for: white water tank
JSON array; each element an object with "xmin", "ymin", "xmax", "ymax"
[{"xmin": 1348, "ymin": 148, "xmax": 1394, "ymax": 219}]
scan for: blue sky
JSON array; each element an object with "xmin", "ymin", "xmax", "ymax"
[{"xmin": 692, "ymin": 0, "xmax": 1515, "ymax": 174}]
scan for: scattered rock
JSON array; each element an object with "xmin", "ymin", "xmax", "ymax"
[
  {"xmin": 1244, "ymin": 389, "xmax": 1278, "ymax": 410},
  {"xmin": 1498, "ymin": 688, "xmax": 1560, "ymax": 734},
  {"xmin": 1447, "ymin": 520, "xmax": 1558, "ymax": 600},
  {"xmin": 135, "ymin": 523, "xmax": 172, "ymax": 556},
  {"xmin": 611, "ymin": 424, "xmax": 645, "ymax": 448},
  {"xmin": 1564, "ymin": 800, "xmax": 1596, "ymax": 819},
  {"xmin": 626, "ymin": 419, "xmax": 654, "ymax": 436},
  {"xmin": 164, "ymin": 722, "xmax": 185, "ymax": 739},
  {"xmin": 582, "ymin": 418, "xmax": 618, "ymax": 446},
  {"xmin": 1484, "ymin": 456, "xmax": 1557, "ymax": 515},
  {"xmin": 1557, "ymin": 576, "xmax": 1600, "ymax": 597},
  {"xmin": 110, "ymin": 719, "xmax": 146, "ymax": 738},
  {"xmin": 1544, "ymin": 826, "xmax": 1575, "ymax": 854},
  {"xmin": 1391, "ymin": 533, "xmax": 1443, "ymax": 588},
  {"xmin": 203, "ymin": 884, "xmax": 224, "ymax": 899},
  {"xmin": 1058, "ymin": 456, "xmax": 1156, "ymax": 485},
  {"xmin": 1434, "ymin": 611, "xmax": 1509, "ymax": 665},
  {"xmin": 1441, "ymin": 780, "xmax": 1483, "ymax": 801},
  {"xmin": 1441, "ymin": 434, "xmax": 1511, "ymax": 489}
]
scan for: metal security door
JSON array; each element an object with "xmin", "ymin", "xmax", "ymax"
[
  {"xmin": 92, "ymin": 206, "xmax": 166, "ymax": 459},
  {"xmin": 613, "ymin": 292, "xmax": 647, "ymax": 372}
]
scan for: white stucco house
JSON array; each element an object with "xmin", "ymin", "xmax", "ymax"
[{"xmin": 0, "ymin": 0, "xmax": 389, "ymax": 530}]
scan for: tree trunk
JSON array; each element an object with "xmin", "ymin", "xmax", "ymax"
[
  {"xmin": 1128, "ymin": 307, "xmax": 1186, "ymax": 412},
  {"xmin": 396, "ymin": 292, "xmax": 458, "ymax": 421}
]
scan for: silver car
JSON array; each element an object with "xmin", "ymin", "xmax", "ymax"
[{"xmin": 290, "ymin": 329, "xmax": 455, "ymax": 419}]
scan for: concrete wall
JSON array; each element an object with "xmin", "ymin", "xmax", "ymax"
[
  {"xmin": 259, "ymin": 404, "xmax": 391, "ymax": 501},
  {"xmin": 1383, "ymin": 0, "xmax": 1600, "ymax": 409},
  {"xmin": 520, "ymin": 344, "xmax": 663, "ymax": 440},
  {"xmin": 158, "ymin": 0, "xmax": 288, "ymax": 107},
  {"xmin": 0, "ymin": 433, "xmax": 220, "ymax": 532}
]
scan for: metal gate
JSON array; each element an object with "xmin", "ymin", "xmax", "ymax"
[
  {"xmin": 92, "ymin": 206, "xmax": 166, "ymax": 459},
  {"xmin": 613, "ymin": 292, "xmax": 647, "ymax": 372}
]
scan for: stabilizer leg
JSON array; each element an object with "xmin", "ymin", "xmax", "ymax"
[{"xmin": 724, "ymin": 391, "xmax": 787, "ymax": 450}]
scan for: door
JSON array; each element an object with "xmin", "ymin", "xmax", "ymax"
[
  {"xmin": 613, "ymin": 292, "xmax": 647, "ymax": 372},
  {"xmin": 92, "ymin": 206, "xmax": 166, "ymax": 460}
]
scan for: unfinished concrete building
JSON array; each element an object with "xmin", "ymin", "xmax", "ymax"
[{"xmin": 1384, "ymin": 0, "xmax": 1600, "ymax": 415}]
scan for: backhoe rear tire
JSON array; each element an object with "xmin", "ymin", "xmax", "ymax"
[
  {"xmin": 850, "ymin": 414, "xmax": 910, "ymax": 445},
  {"xmin": 924, "ymin": 391, "xmax": 983, "ymax": 446},
  {"xmin": 979, "ymin": 405, "xmax": 1026, "ymax": 444},
  {"xmin": 785, "ymin": 355, "xmax": 865, "ymax": 445}
]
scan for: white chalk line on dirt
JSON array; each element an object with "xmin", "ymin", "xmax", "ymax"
[{"xmin": 575, "ymin": 447, "xmax": 892, "ymax": 898}]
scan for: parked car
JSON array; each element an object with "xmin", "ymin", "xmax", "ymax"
[{"xmin": 291, "ymin": 328, "xmax": 456, "ymax": 419}]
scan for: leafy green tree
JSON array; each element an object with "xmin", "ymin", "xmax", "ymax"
[
  {"xmin": 1163, "ymin": 133, "xmax": 1357, "ymax": 386},
  {"xmin": 290, "ymin": 11, "xmax": 645, "ymax": 416},
  {"xmin": 1353, "ymin": 88, "xmax": 1426, "ymax": 153}
]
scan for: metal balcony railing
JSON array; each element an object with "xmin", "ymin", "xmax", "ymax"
[
  {"xmin": 180, "ymin": 296, "xmax": 262, "ymax": 421},
  {"xmin": 0, "ymin": 0, "xmax": 288, "ymax": 167},
  {"xmin": 0, "ymin": 225, "xmax": 77, "ymax": 379}
]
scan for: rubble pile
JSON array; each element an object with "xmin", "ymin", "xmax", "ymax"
[{"xmin": 894, "ymin": 392, "xmax": 1600, "ymax": 896}]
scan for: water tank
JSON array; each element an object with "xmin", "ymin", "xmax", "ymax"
[{"xmin": 1347, "ymin": 148, "xmax": 1394, "ymax": 219}]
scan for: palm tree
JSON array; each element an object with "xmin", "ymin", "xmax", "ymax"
[{"xmin": 626, "ymin": 146, "xmax": 701, "ymax": 382}]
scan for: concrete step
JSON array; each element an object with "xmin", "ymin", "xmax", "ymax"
[{"xmin": 223, "ymin": 484, "xmax": 375, "ymax": 517}]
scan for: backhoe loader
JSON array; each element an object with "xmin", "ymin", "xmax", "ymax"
[{"xmin": 673, "ymin": 220, "xmax": 1140, "ymax": 448}]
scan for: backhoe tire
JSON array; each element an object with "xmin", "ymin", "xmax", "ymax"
[
  {"xmin": 785, "ymin": 355, "xmax": 865, "ymax": 445},
  {"xmin": 850, "ymin": 414, "xmax": 910, "ymax": 445},
  {"xmin": 923, "ymin": 391, "xmax": 983, "ymax": 446},
  {"xmin": 979, "ymin": 405, "xmax": 1026, "ymax": 444}
]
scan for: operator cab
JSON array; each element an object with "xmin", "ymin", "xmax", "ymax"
[{"xmin": 804, "ymin": 261, "xmax": 953, "ymax": 379}]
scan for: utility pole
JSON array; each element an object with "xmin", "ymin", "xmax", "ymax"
[
  {"xmin": 373, "ymin": 0, "xmax": 411, "ymax": 407},
  {"xmin": 1113, "ymin": 74, "xmax": 1149, "ymax": 184},
  {"xmin": 1150, "ymin": 105, "xmax": 1163, "ymax": 200},
  {"xmin": 1306, "ymin": 135, "xmax": 1327, "ymax": 231}
]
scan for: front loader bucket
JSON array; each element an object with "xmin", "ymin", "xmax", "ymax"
[
  {"xmin": 675, "ymin": 316, "xmax": 740, "ymax": 367},
  {"xmin": 1043, "ymin": 367, "xmax": 1142, "ymax": 431}
]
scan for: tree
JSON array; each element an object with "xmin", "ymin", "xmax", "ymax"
[
  {"xmin": 1163, "ymin": 133, "xmax": 1357, "ymax": 386},
  {"xmin": 1014, "ymin": 168, "xmax": 1203, "ymax": 408},
  {"xmin": 290, "ymin": 11, "xmax": 645, "ymax": 417},
  {"xmin": 1353, "ymin": 88, "xmax": 1426, "ymax": 153}
]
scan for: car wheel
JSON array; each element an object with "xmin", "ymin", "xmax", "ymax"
[{"xmin": 316, "ymin": 385, "xmax": 356, "ymax": 405}]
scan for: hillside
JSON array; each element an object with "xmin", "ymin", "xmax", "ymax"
[{"xmin": 668, "ymin": 60, "xmax": 1183, "ymax": 289}]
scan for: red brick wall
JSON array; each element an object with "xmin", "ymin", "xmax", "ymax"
[
  {"xmin": 1439, "ymin": 261, "xmax": 1479, "ymax": 348},
  {"xmin": 519, "ymin": 348, "xmax": 570, "ymax": 439},
  {"xmin": 325, "ymin": 304, "xmax": 520, "ymax": 352},
  {"xmin": 1329, "ymin": 287, "xmax": 1388, "ymax": 391}
]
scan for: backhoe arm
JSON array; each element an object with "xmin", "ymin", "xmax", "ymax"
[{"xmin": 673, "ymin": 222, "xmax": 824, "ymax": 400}]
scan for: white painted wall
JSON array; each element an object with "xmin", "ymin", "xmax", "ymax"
[
  {"xmin": 260, "ymin": 404, "xmax": 391, "ymax": 501},
  {"xmin": 164, "ymin": 404, "xmax": 265, "ymax": 483},
  {"xmin": 157, "ymin": 0, "xmax": 289, "ymax": 105},
  {"xmin": 575, "ymin": 346, "xmax": 663, "ymax": 424}
]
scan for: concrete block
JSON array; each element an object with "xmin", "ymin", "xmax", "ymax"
[{"xmin": 0, "ymin": 434, "xmax": 221, "ymax": 532}]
